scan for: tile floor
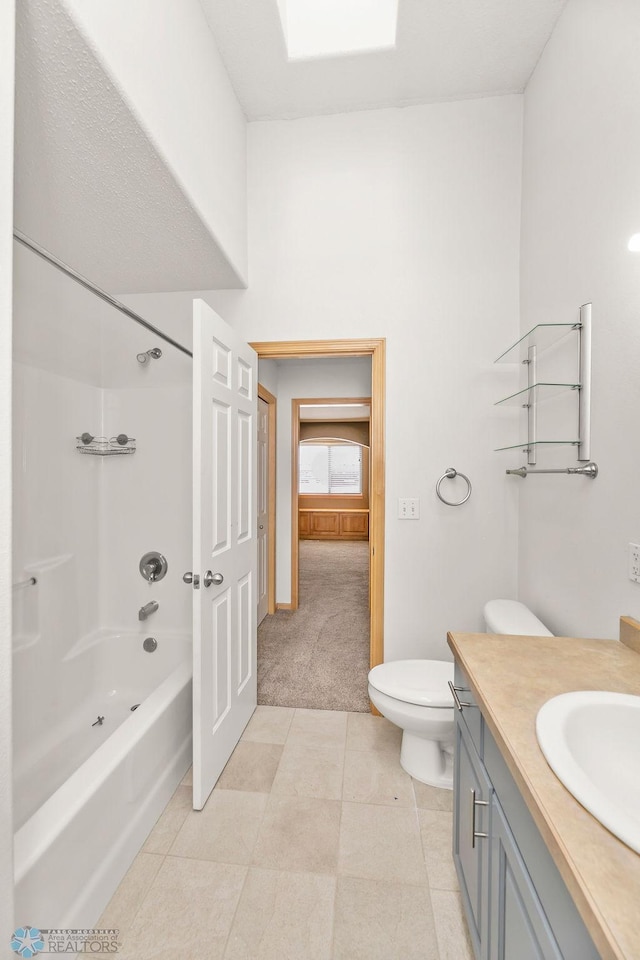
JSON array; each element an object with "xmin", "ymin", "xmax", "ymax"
[{"xmin": 100, "ymin": 707, "xmax": 474, "ymax": 960}]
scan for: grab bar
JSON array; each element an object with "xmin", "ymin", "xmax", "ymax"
[
  {"xmin": 506, "ymin": 462, "xmax": 598, "ymax": 479},
  {"xmin": 13, "ymin": 577, "xmax": 37, "ymax": 589}
]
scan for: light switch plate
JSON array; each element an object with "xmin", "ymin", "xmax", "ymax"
[
  {"xmin": 629, "ymin": 543, "xmax": 640, "ymax": 584},
  {"xmin": 398, "ymin": 498, "xmax": 420, "ymax": 519}
]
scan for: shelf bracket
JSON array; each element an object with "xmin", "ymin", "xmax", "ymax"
[
  {"xmin": 578, "ymin": 303, "xmax": 592, "ymax": 461},
  {"xmin": 527, "ymin": 345, "xmax": 537, "ymax": 466}
]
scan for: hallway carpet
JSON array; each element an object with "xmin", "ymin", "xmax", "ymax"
[{"xmin": 258, "ymin": 540, "xmax": 370, "ymax": 712}]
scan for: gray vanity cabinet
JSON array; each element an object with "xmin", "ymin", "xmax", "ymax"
[
  {"xmin": 453, "ymin": 718, "xmax": 491, "ymax": 959},
  {"xmin": 489, "ymin": 795, "xmax": 562, "ymax": 960},
  {"xmin": 452, "ymin": 663, "xmax": 601, "ymax": 960}
]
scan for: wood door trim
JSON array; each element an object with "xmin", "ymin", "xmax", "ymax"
[
  {"xmin": 258, "ymin": 384, "xmax": 277, "ymax": 616},
  {"xmin": 251, "ymin": 338, "xmax": 385, "ymax": 673}
]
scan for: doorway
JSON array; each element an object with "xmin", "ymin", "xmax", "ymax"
[{"xmin": 251, "ymin": 339, "xmax": 385, "ymax": 676}]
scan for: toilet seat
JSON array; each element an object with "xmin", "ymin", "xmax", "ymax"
[{"xmin": 368, "ymin": 659, "xmax": 454, "ymax": 708}]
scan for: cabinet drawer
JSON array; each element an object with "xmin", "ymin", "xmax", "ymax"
[{"xmin": 454, "ymin": 663, "xmax": 483, "ymax": 758}]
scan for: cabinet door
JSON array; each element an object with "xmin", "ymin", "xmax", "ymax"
[
  {"xmin": 489, "ymin": 797, "xmax": 562, "ymax": 960},
  {"xmin": 339, "ymin": 512, "xmax": 369, "ymax": 538},
  {"xmin": 311, "ymin": 512, "xmax": 339, "ymax": 535},
  {"xmin": 453, "ymin": 719, "xmax": 491, "ymax": 960},
  {"xmin": 298, "ymin": 512, "xmax": 311, "ymax": 536}
]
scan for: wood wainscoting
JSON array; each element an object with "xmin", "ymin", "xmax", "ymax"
[{"xmin": 299, "ymin": 508, "xmax": 369, "ymax": 541}]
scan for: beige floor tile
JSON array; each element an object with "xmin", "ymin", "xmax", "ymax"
[
  {"xmin": 181, "ymin": 766, "xmax": 193, "ymax": 787},
  {"xmin": 224, "ymin": 868, "xmax": 335, "ymax": 960},
  {"xmin": 287, "ymin": 708, "xmax": 348, "ymax": 749},
  {"xmin": 241, "ymin": 705, "xmax": 295, "ymax": 744},
  {"xmin": 271, "ymin": 742, "xmax": 345, "ymax": 800},
  {"xmin": 142, "ymin": 785, "xmax": 193, "ymax": 855},
  {"xmin": 170, "ymin": 790, "xmax": 268, "ymax": 864},
  {"xmin": 252, "ymin": 796, "xmax": 341, "ymax": 874},
  {"xmin": 117, "ymin": 857, "xmax": 247, "ymax": 960},
  {"xmin": 216, "ymin": 741, "xmax": 283, "ymax": 793},
  {"xmin": 98, "ymin": 852, "xmax": 164, "ymax": 935},
  {"xmin": 430, "ymin": 889, "xmax": 475, "ymax": 960},
  {"xmin": 346, "ymin": 713, "xmax": 402, "ymax": 753},
  {"xmin": 333, "ymin": 876, "xmax": 439, "ymax": 960},
  {"xmin": 413, "ymin": 778, "xmax": 453, "ymax": 811},
  {"xmin": 343, "ymin": 749, "xmax": 414, "ymax": 806},
  {"xmin": 338, "ymin": 802, "xmax": 427, "ymax": 885},
  {"xmin": 418, "ymin": 809, "xmax": 458, "ymax": 891}
]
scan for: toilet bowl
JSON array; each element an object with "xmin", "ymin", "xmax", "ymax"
[
  {"xmin": 368, "ymin": 660, "xmax": 455, "ymax": 789},
  {"xmin": 368, "ymin": 600, "xmax": 553, "ymax": 789}
]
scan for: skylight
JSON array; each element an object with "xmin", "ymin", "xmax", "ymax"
[{"xmin": 276, "ymin": 0, "xmax": 398, "ymax": 61}]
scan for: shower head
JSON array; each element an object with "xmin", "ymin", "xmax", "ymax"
[{"xmin": 137, "ymin": 347, "xmax": 163, "ymax": 364}]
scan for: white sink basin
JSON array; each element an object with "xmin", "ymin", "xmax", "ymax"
[{"xmin": 536, "ymin": 691, "xmax": 640, "ymax": 854}]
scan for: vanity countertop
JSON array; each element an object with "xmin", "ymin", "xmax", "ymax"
[{"xmin": 447, "ymin": 623, "xmax": 640, "ymax": 960}]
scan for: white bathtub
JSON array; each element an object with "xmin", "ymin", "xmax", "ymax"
[{"xmin": 14, "ymin": 630, "xmax": 192, "ymax": 928}]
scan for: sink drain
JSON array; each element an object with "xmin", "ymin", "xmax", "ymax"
[{"xmin": 130, "ymin": 703, "xmax": 140, "ymax": 711}]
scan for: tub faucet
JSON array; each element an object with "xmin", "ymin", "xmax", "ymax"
[{"xmin": 139, "ymin": 600, "xmax": 159, "ymax": 621}]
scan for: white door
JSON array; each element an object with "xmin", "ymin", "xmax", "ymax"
[
  {"xmin": 191, "ymin": 299, "xmax": 257, "ymax": 810},
  {"xmin": 257, "ymin": 397, "xmax": 269, "ymax": 625}
]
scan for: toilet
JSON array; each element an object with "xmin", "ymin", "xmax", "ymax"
[{"xmin": 368, "ymin": 599, "xmax": 553, "ymax": 788}]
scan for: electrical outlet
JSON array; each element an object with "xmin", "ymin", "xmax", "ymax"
[
  {"xmin": 629, "ymin": 543, "xmax": 640, "ymax": 584},
  {"xmin": 398, "ymin": 498, "xmax": 420, "ymax": 519}
]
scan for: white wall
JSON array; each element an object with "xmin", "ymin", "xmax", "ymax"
[
  {"xmin": 518, "ymin": 0, "xmax": 640, "ymax": 639},
  {"xmin": 60, "ymin": 0, "xmax": 248, "ymax": 285},
  {"xmin": 121, "ymin": 94, "xmax": 523, "ymax": 661},
  {"xmin": 257, "ymin": 358, "xmax": 279, "ymax": 398},
  {"xmin": 271, "ymin": 358, "xmax": 372, "ymax": 602},
  {"xmin": 0, "ymin": 0, "xmax": 15, "ymax": 945}
]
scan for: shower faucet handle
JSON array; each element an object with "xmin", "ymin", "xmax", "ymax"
[{"xmin": 139, "ymin": 552, "xmax": 168, "ymax": 583}]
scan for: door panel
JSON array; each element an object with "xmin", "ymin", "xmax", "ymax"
[{"xmin": 192, "ymin": 299, "xmax": 257, "ymax": 810}]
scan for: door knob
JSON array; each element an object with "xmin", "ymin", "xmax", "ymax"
[
  {"xmin": 203, "ymin": 571, "xmax": 224, "ymax": 587},
  {"xmin": 183, "ymin": 571, "xmax": 200, "ymax": 589}
]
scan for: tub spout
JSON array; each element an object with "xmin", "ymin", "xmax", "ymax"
[{"xmin": 139, "ymin": 600, "xmax": 159, "ymax": 621}]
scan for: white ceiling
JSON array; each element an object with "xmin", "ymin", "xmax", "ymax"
[{"xmin": 200, "ymin": 0, "xmax": 566, "ymax": 121}]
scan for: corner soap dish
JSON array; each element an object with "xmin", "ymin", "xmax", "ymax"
[{"xmin": 76, "ymin": 433, "xmax": 136, "ymax": 456}]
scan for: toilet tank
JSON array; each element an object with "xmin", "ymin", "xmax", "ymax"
[{"xmin": 483, "ymin": 599, "xmax": 553, "ymax": 637}]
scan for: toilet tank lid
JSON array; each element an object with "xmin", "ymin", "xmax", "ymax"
[
  {"xmin": 368, "ymin": 659, "xmax": 454, "ymax": 707},
  {"xmin": 483, "ymin": 599, "xmax": 553, "ymax": 637}
]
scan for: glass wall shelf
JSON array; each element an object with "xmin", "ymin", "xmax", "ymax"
[
  {"xmin": 494, "ymin": 323, "xmax": 581, "ymax": 363},
  {"xmin": 494, "ymin": 382, "xmax": 580, "ymax": 407},
  {"xmin": 494, "ymin": 440, "xmax": 580, "ymax": 452}
]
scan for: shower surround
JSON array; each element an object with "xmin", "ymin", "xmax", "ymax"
[{"xmin": 12, "ymin": 242, "xmax": 193, "ymax": 926}]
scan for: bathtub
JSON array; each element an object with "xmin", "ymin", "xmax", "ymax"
[{"xmin": 14, "ymin": 630, "xmax": 192, "ymax": 928}]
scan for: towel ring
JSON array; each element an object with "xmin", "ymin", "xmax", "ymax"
[{"xmin": 436, "ymin": 467, "xmax": 472, "ymax": 507}]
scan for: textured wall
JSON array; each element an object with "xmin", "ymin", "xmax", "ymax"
[
  {"xmin": 14, "ymin": 0, "xmax": 247, "ymax": 293},
  {"xmin": 0, "ymin": 0, "xmax": 15, "ymax": 948},
  {"xmin": 518, "ymin": 0, "xmax": 640, "ymax": 638},
  {"xmin": 60, "ymin": 0, "xmax": 248, "ymax": 284}
]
